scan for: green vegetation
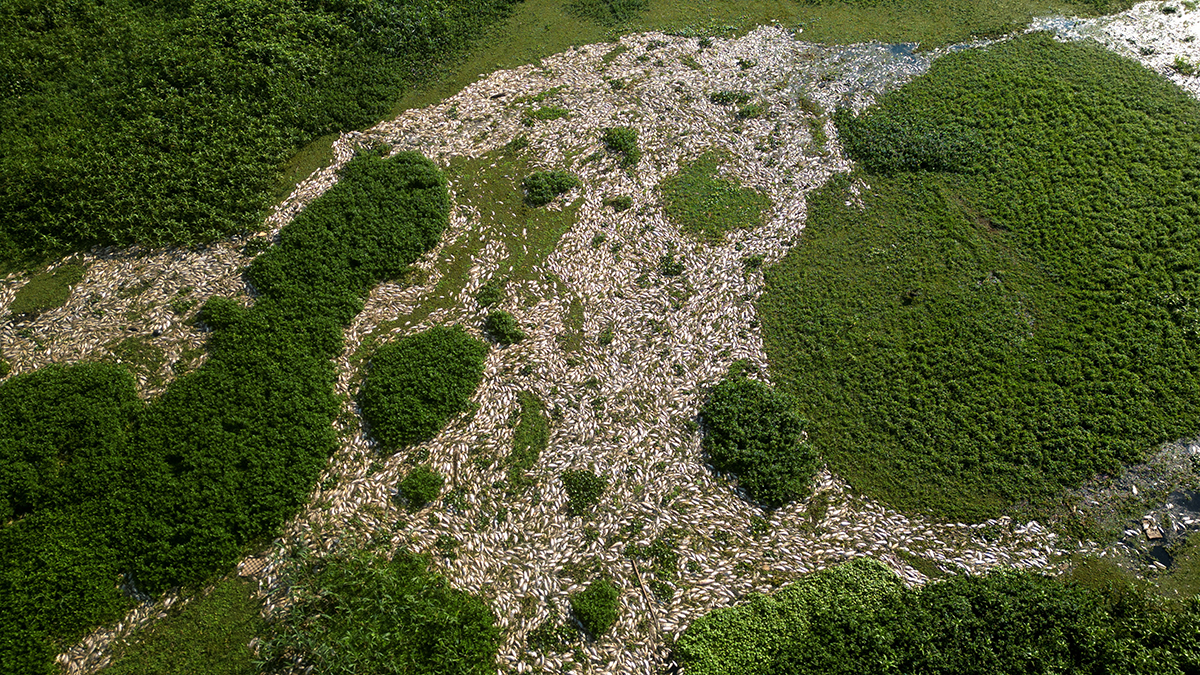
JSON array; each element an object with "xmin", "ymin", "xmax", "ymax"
[
  {"xmin": 508, "ymin": 391, "xmax": 549, "ymax": 490},
  {"xmin": 524, "ymin": 106, "xmax": 570, "ymax": 124},
  {"xmin": 736, "ymin": 102, "xmax": 767, "ymax": 120},
  {"xmin": 834, "ymin": 107, "xmax": 980, "ymax": 173},
  {"xmin": 0, "ymin": 0, "xmax": 517, "ymax": 268},
  {"xmin": 8, "ymin": 264, "xmax": 85, "ymax": 318},
  {"xmin": 761, "ymin": 33, "xmax": 1200, "ymax": 520},
  {"xmin": 259, "ymin": 547, "xmax": 499, "ymax": 675},
  {"xmin": 566, "ymin": 0, "xmax": 648, "ymax": 26},
  {"xmin": 661, "ymin": 151, "xmax": 771, "ymax": 244},
  {"xmin": 105, "ymin": 336, "xmax": 167, "ymax": 386},
  {"xmin": 710, "ymin": 91, "xmax": 753, "ymax": 106},
  {"xmin": 359, "ymin": 325, "xmax": 488, "ymax": 450},
  {"xmin": 399, "ymin": 466, "xmax": 446, "ymax": 510},
  {"xmin": 0, "ymin": 150, "xmax": 451, "ymax": 672},
  {"xmin": 602, "ymin": 127, "xmax": 641, "ymax": 167},
  {"xmin": 0, "ymin": 358, "xmax": 9, "ymax": 378},
  {"xmin": 105, "ymin": 578, "xmax": 264, "ymax": 675},
  {"xmin": 562, "ymin": 467, "xmax": 608, "ymax": 516},
  {"xmin": 605, "ymin": 195, "xmax": 633, "ymax": 211},
  {"xmin": 522, "ymin": 171, "xmax": 581, "ymax": 206},
  {"xmin": 477, "ymin": 279, "xmax": 505, "ymax": 307},
  {"xmin": 570, "ymin": 578, "xmax": 620, "ymax": 638},
  {"xmin": 678, "ymin": 558, "xmax": 1200, "ymax": 675},
  {"xmin": 486, "ymin": 310, "xmax": 526, "ymax": 344},
  {"xmin": 700, "ymin": 373, "xmax": 818, "ymax": 506}
]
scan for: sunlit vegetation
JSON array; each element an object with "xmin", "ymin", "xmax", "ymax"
[
  {"xmin": 677, "ymin": 558, "xmax": 1200, "ymax": 675},
  {"xmin": 562, "ymin": 467, "xmax": 607, "ymax": 516},
  {"xmin": 701, "ymin": 371, "xmax": 819, "ymax": 507},
  {"xmin": 398, "ymin": 466, "xmax": 446, "ymax": 510},
  {"xmin": 570, "ymin": 578, "xmax": 620, "ymax": 638},
  {"xmin": 602, "ymin": 126, "xmax": 641, "ymax": 167},
  {"xmin": 7, "ymin": 263, "xmax": 85, "ymax": 318},
  {"xmin": 522, "ymin": 170, "xmax": 581, "ymax": 206},
  {"xmin": 359, "ymin": 325, "xmax": 488, "ymax": 450},
  {"xmin": 661, "ymin": 150, "xmax": 771, "ymax": 244},
  {"xmin": 761, "ymin": 33, "xmax": 1200, "ymax": 521},
  {"xmin": 485, "ymin": 309, "xmax": 526, "ymax": 345},
  {"xmin": 104, "ymin": 578, "xmax": 264, "ymax": 675},
  {"xmin": 0, "ymin": 150, "xmax": 451, "ymax": 672},
  {"xmin": 508, "ymin": 391, "xmax": 549, "ymax": 491},
  {"xmin": 0, "ymin": 0, "xmax": 518, "ymax": 269},
  {"xmin": 259, "ymin": 547, "xmax": 499, "ymax": 675}
]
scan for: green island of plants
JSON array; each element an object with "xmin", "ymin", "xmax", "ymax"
[
  {"xmin": 602, "ymin": 126, "xmax": 641, "ymax": 167},
  {"xmin": 760, "ymin": 32, "xmax": 1200, "ymax": 521},
  {"xmin": 7, "ymin": 263, "xmax": 85, "ymax": 318},
  {"xmin": 0, "ymin": 149, "xmax": 451, "ymax": 673},
  {"xmin": 677, "ymin": 557, "xmax": 1200, "ymax": 675},
  {"xmin": 562, "ymin": 467, "xmax": 608, "ymax": 516},
  {"xmin": 359, "ymin": 325, "xmax": 488, "ymax": 450},
  {"xmin": 508, "ymin": 391, "xmax": 549, "ymax": 490},
  {"xmin": 398, "ymin": 466, "xmax": 446, "ymax": 510},
  {"xmin": 661, "ymin": 150, "xmax": 771, "ymax": 244},
  {"xmin": 700, "ymin": 370, "xmax": 819, "ymax": 507},
  {"xmin": 522, "ymin": 170, "xmax": 582, "ymax": 206},
  {"xmin": 485, "ymin": 309, "xmax": 526, "ymax": 345},
  {"xmin": 259, "ymin": 547, "xmax": 500, "ymax": 675},
  {"xmin": 570, "ymin": 578, "xmax": 620, "ymax": 638}
]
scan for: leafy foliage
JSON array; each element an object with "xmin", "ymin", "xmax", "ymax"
[
  {"xmin": 8, "ymin": 264, "xmax": 85, "ymax": 318},
  {"xmin": 259, "ymin": 548, "xmax": 500, "ymax": 675},
  {"xmin": 661, "ymin": 151, "xmax": 771, "ymax": 244},
  {"xmin": 561, "ymin": 468, "xmax": 607, "ymax": 516},
  {"xmin": 700, "ymin": 374, "xmax": 818, "ymax": 506},
  {"xmin": 0, "ymin": 0, "xmax": 517, "ymax": 266},
  {"xmin": 0, "ymin": 151, "xmax": 452, "ymax": 672},
  {"xmin": 485, "ymin": 310, "xmax": 526, "ymax": 345},
  {"xmin": 359, "ymin": 325, "xmax": 487, "ymax": 450},
  {"xmin": 522, "ymin": 170, "xmax": 581, "ymax": 206},
  {"xmin": 570, "ymin": 578, "xmax": 620, "ymax": 638},
  {"xmin": 761, "ymin": 33, "xmax": 1200, "ymax": 520},
  {"xmin": 709, "ymin": 91, "xmax": 753, "ymax": 105},
  {"xmin": 678, "ymin": 558, "xmax": 1200, "ymax": 675},
  {"xmin": 834, "ymin": 107, "xmax": 981, "ymax": 173},
  {"xmin": 602, "ymin": 126, "xmax": 641, "ymax": 167},
  {"xmin": 399, "ymin": 466, "xmax": 445, "ymax": 510},
  {"xmin": 476, "ymin": 279, "xmax": 504, "ymax": 306}
]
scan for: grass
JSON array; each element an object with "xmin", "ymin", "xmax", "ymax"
[
  {"xmin": 661, "ymin": 150, "xmax": 771, "ymax": 244},
  {"xmin": 759, "ymin": 33, "xmax": 1200, "ymax": 521},
  {"xmin": 508, "ymin": 391, "xmax": 549, "ymax": 490},
  {"xmin": 273, "ymin": 132, "xmax": 339, "ymax": 203},
  {"xmin": 104, "ymin": 336, "xmax": 167, "ymax": 387},
  {"xmin": 104, "ymin": 578, "xmax": 264, "ymax": 675},
  {"xmin": 8, "ymin": 264, "xmax": 85, "ymax": 318}
]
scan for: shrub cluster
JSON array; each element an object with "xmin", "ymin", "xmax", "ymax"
[
  {"xmin": 485, "ymin": 310, "xmax": 526, "ymax": 345},
  {"xmin": 0, "ymin": 150, "xmax": 452, "ymax": 672},
  {"xmin": 522, "ymin": 171, "xmax": 581, "ymax": 206},
  {"xmin": 834, "ymin": 107, "xmax": 981, "ymax": 173},
  {"xmin": 700, "ymin": 373, "xmax": 818, "ymax": 506},
  {"xmin": 399, "ymin": 466, "xmax": 445, "ymax": 510},
  {"xmin": 602, "ymin": 127, "xmax": 641, "ymax": 167},
  {"xmin": 259, "ymin": 548, "xmax": 500, "ymax": 675},
  {"xmin": 359, "ymin": 325, "xmax": 488, "ymax": 450},
  {"xmin": 760, "ymin": 33, "xmax": 1200, "ymax": 519},
  {"xmin": 561, "ymin": 468, "xmax": 608, "ymax": 516},
  {"xmin": 0, "ymin": 0, "xmax": 518, "ymax": 265},
  {"xmin": 570, "ymin": 578, "xmax": 620, "ymax": 638},
  {"xmin": 677, "ymin": 558, "xmax": 1200, "ymax": 675}
]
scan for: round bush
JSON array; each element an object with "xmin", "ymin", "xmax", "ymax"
[
  {"xmin": 485, "ymin": 310, "xmax": 525, "ymax": 345},
  {"xmin": 700, "ymin": 375, "xmax": 818, "ymax": 507},
  {"xmin": 561, "ymin": 468, "xmax": 608, "ymax": 516},
  {"xmin": 399, "ymin": 466, "xmax": 444, "ymax": 510},
  {"xmin": 522, "ymin": 171, "xmax": 580, "ymax": 206},
  {"xmin": 570, "ymin": 578, "xmax": 619, "ymax": 638},
  {"xmin": 359, "ymin": 325, "xmax": 487, "ymax": 449}
]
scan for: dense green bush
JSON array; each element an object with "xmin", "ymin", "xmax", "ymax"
[
  {"xmin": 710, "ymin": 91, "xmax": 753, "ymax": 105},
  {"xmin": 834, "ymin": 108, "xmax": 981, "ymax": 173},
  {"xmin": 570, "ymin": 578, "xmax": 620, "ymax": 638},
  {"xmin": 8, "ymin": 264, "xmax": 85, "ymax": 317},
  {"xmin": 0, "ymin": 150, "xmax": 452, "ymax": 672},
  {"xmin": 700, "ymin": 374, "xmax": 818, "ymax": 506},
  {"xmin": 359, "ymin": 325, "xmax": 488, "ymax": 450},
  {"xmin": 522, "ymin": 171, "xmax": 581, "ymax": 206},
  {"xmin": 476, "ymin": 279, "xmax": 504, "ymax": 306},
  {"xmin": 761, "ymin": 33, "xmax": 1200, "ymax": 520},
  {"xmin": 260, "ymin": 548, "xmax": 499, "ymax": 675},
  {"xmin": 561, "ymin": 468, "xmax": 608, "ymax": 516},
  {"xmin": 602, "ymin": 127, "xmax": 641, "ymax": 167},
  {"xmin": 0, "ymin": 0, "xmax": 518, "ymax": 266},
  {"xmin": 399, "ymin": 466, "xmax": 445, "ymax": 510},
  {"xmin": 678, "ymin": 558, "xmax": 1200, "ymax": 675},
  {"xmin": 485, "ymin": 310, "xmax": 526, "ymax": 345}
]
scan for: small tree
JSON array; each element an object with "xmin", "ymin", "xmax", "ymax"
[
  {"xmin": 602, "ymin": 127, "xmax": 640, "ymax": 167},
  {"xmin": 485, "ymin": 310, "xmax": 525, "ymax": 345},
  {"xmin": 398, "ymin": 466, "xmax": 444, "ymax": 510},
  {"xmin": 570, "ymin": 578, "xmax": 619, "ymax": 638},
  {"xmin": 522, "ymin": 171, "xmax": 580, "ymax": 206}
]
